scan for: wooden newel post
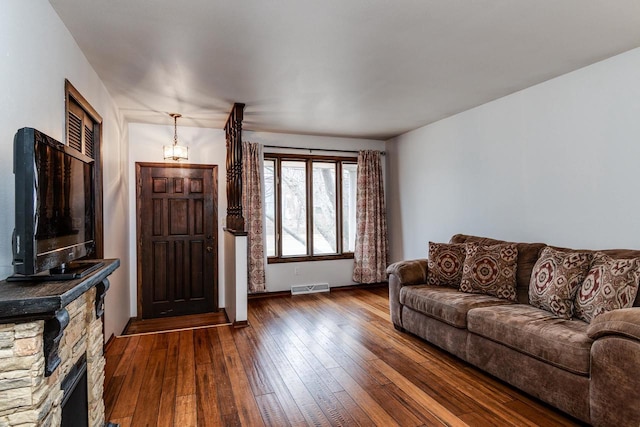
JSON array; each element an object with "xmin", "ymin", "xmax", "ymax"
[{"xmin": 225, "ymin": 103, "xmax": 246, "ymax": 232}]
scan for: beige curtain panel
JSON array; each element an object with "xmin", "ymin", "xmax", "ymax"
[
  {"xmin": 353, "ymin": 150, "xmax": 389, "ymax": 283},
  {"xmin": 242, "ymin": 141, "xmax": 267, "ymax": 293}
]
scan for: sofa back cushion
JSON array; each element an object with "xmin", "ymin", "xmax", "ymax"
[
  {"xmin": 460, "ymin": 243, "xmax": 519, "ymax": 301},
  {"xmin": 451, "ymin": 234, "xmax": 640, "ymax": 307},
  {"xmin": 427, "ymin": 242, "xmax": 467, "ymax": 287},
  {"xmin": 529, "ymin": 247, "xmax": 592, "ymax": 319},
  {"xmin": 550, "ymin": 247, "xmax": 640, "ymax": 308},
  {"xmin": 574, "ymin": 252, "xmax": 640, "ymax": 322},
  {"xmin": 450, "ymin": 234, "xmax": 545, "ymax": 304}
]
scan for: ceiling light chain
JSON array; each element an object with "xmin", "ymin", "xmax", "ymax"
[{"xmin": 173, "ymin": 113, "xmax": 179, "ymax": 145}]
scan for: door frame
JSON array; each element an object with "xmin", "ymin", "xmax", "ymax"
[{"xmin": 135, "ymin": 162, "xmax": 219, "ymax": 319}]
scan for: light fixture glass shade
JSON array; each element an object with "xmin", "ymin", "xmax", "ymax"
[
  {"xmin": 164, "ymin": 113, "xmax": 188, "ymax": 160},
  {"xmin": 163, "ymin": 144, "xmax": 189, "ymax": 161}
]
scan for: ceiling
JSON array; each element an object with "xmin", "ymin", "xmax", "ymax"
[{"xmin": 49, "ymin": 0, "xmax": 640, "ymax": 140}]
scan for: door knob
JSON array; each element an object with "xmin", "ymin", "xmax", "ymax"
[{"xmin": 206, "ymin": 246, "xmax": 213, "ymax": 253}]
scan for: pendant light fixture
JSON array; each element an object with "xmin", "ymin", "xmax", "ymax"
[{"xmin": 163, "ymin": 113, "xmax": 188, "ymax": 161}]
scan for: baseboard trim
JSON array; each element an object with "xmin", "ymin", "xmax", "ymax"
[
  {"xmin": 233, "ymin": 320, "xmax": 249, "ymax": 328},
  {"xmin": 247, "ymin": 282, "xmax": 388, "ymax": 300},
  {"xmin": 332, "ymin": 282, "xmax": 388, "ymax": 292},
  {"xmin": 121, "ymin": 317, "xmax": 135, "ymax": 336},
  {"xmin": 248, "ymin": 290, "xmax": 290, "ymax": 300}
]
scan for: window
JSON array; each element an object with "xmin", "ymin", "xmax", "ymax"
[
  {"xmin": 264, "ymin": 154, "xmax": 357, "ymax": 262},
  {"xmin": 281, "ymin": 160, "xmax": 307, "ymax": 256},
  {"xmin": 312, "ymin": 162, "xmax": 336, "ymax": 254},
  {"xmin": 264, "ymin": 159, "xmax": 277, "ymax": 256},
  {"xmin": 342, "ymin": 163, "xmax": 358, "ymax": 252},
  {"xmin": 65, "ymin": 79, "xmax": 103, "ymax": 257}
]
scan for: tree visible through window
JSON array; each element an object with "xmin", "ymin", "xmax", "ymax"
[
  {"xmin": 342, "ymin": 163, "xmax": 357, "ymax": 252},
  {"xmin": 264, "ymin": 155, "xmax": 357, "ymax": 262},
  {"xmin": 313, "ymin": 162, "xmax": 336, "ymax": 254},
  {"xmin": 281, "ymin": 160, "xmax": 307, "ymax": 256}
]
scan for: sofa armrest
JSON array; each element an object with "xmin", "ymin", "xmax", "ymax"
[
  {"xmin": 386, "ymin": 259, "xmax": 428, "ymax": 286},
  {"xmin": 587, "ymin": 307, "xmax": 640, "ymax": 341},
  {"xmin": 589, "ymin": 309, "xmax": 640, "ymax": 426},
  {"xmin": 386, "ymin": 259, "xmax": 428, "ymax": 328}
]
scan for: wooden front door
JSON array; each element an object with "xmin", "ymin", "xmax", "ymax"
[{"xmin": 136, "ymin": 163, "xmax": 218, "ymax": 319}]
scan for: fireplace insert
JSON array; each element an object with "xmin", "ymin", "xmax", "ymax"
[{"xmin": 61, "ymin": 355, "xmax": 88, "ymax": 427}]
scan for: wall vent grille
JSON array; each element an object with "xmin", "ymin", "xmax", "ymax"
[{"xmin": 291, "ymin": 283, "xmax": 330, "ymax": 295}]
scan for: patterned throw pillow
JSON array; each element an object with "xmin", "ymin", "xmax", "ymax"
[
  {"xmin": 460, "ymin": 243, "xmax": 518, "ymax": 301},
  {"xmin": 529, "ymin": 247, "xmax": 591, "ymax": 319},
  {"xmin": 574, "ymin": 252, "xmax": 640, "ymax": 323},
  {"xmin": 427, "ymin": 242, "xmax": 467, "ymax": 287}
]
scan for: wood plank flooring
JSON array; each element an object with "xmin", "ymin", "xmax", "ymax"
[{"xmin": 104, "ymin": 286, "xmax": 580, "ymax": 426}]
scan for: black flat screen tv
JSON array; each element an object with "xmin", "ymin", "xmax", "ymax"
[{"xmin": 12, "ymin": 128, "xmax": 97, "ymax": 278}]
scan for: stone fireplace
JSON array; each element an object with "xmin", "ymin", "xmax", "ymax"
[{"xmin": 0, "ymin": 260, "xmax": 119, "ymax": 427}]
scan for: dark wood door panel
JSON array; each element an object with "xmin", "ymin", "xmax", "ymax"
[{"xmin": 136, "ymin": 163, "xmax": 218, "ymax": 319}]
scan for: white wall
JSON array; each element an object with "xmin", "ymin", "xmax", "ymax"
[
  {"xmin": 127, "ymin": 123, "xmax": 227, "ymax": 316},
  {"xmin": 224, "ymin": 233, "xmax": 247, "ymax": 324},
  {"xmin": 244, "ymin": 131, "xmax": 385, "ymax": 292},
  {"xmin": 0, "ymin": 1, "xmax": 130, "ymax": 339},
  {"xmin": 386, "ymin": 47, "xmax": 640, "ymax": 263}
]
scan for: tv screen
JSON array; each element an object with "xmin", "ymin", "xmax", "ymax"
[{"xmin": 13, "ymin": 128, "xmax": 95, "ymax": 276}]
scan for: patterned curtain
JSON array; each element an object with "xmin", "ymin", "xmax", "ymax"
[
  {"xmin": 242, "ymin": 141, "xmax": 267, "ymax": 293},
  {"xmin": 353, "ymin": 150, "xmax": 389, "ymax": 283}
]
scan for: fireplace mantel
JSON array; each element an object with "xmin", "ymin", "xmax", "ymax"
[
  {"xmin": 0, "ymin": 259, "xmax": 119, "ymax": 426},
  {"xmin": 0, "ymin": 259, "xmax": 119, "ymax": 377},
  {"xmin": 0, "ymin": 259, "xmax": 119, "ymax": 321}
]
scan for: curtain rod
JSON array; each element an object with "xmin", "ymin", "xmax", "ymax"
[{"xmin": 262, "ymin": 145, "xmax": 385, "ymax": 155}]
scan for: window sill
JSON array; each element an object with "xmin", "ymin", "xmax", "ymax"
[{"xmin": 267, "ymin": 253, "xmax": 354, "ymax": 264}]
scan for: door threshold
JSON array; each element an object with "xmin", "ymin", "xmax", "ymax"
[{"xmin": 122, "ymin": 310, "xmax": 229, "ymax": 335}]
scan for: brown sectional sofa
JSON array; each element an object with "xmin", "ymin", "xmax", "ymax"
[{"xmin": 387, "ymin": 234, "xmax": 640, "ymax": 426}]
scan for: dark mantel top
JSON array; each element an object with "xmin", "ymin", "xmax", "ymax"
[{"xmin": 0, "ymin": 259, "xmax": 120, "ymax": 323}]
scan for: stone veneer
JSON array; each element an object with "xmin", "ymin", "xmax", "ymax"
[{"xmin": 0, "ymin": 287, "xmax": 105, "ymax": 427}]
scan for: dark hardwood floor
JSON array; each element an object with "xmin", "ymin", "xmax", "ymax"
[{"xmin": 104, "ymin": 286, "xmax": 580, "ymax": 426}]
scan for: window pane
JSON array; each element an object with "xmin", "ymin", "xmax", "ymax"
[
  {"xmin": 264, "ymin": 159, "xmax": 276, "ymax": 256},
  {"xmin": 281, "ymin": 160, "xmax": 307, "ymax": 256},
  {"xmin": 312, "ymin": 162, "xmax": 337, "ymax": 254},
  {"xmin": 342, "ymin": 163, "xmax": 357, "ymax": 252}
]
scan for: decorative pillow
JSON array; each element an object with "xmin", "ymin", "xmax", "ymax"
[
  {"xmin": 574, "ymin": 252, "xmax": 640, "ymax": 323},
  {"xmin": 460, "ymin": 243, "xmax": 518, "ymax": 301},
  {"xmin": 529, "ymin": 247, "xmax": 591, "ymax": 319},
  {"xmin": 427, "ymin": 242, "xmax": 467, "ymax": 287}
]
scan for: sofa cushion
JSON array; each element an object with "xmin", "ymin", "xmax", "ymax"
[
  {"xmin": 529, "ymin": 247, "xmax": 591, "ymax": 319},
  {"xmin": 574, "ymin": 252, "xmax": 640, "ymax": 323},
  {"xmin": 548, "ymin": 245, "xmax": 640, "ymax": 307},
  {"xmin": 450, "ymin": 234, "xmax": 546, "ymax": 304},
  {"xmin": 400, "ymin": 285, "xmax": 513, "ymax": 328},
  {"xmin": 460, "ymin": 243, "xmax": 518, "ymax": 301},
  {"xmin": 427, "ymin": 242, "xmax": 466, "ymax": 287},
  {"xmin": 467, "ymin": 304, "xmax": 592, "ymax": 376}
]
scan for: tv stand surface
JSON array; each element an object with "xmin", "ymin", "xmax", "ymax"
[
  {"xmin": 7, "ymin": 260, "xmax": 105, "ymax": 282},
  {"xmin": 50, "ymin": 260, "xmax": 105, "ymax": 280},
  {"xmin": 0, "ymin": 259, "xmax": 120, "ymax": 321}
]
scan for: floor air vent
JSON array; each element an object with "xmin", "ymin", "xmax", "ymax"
[{"xmin": 291, "ymin": 283, "xmax": 330, "ymax": 295}]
